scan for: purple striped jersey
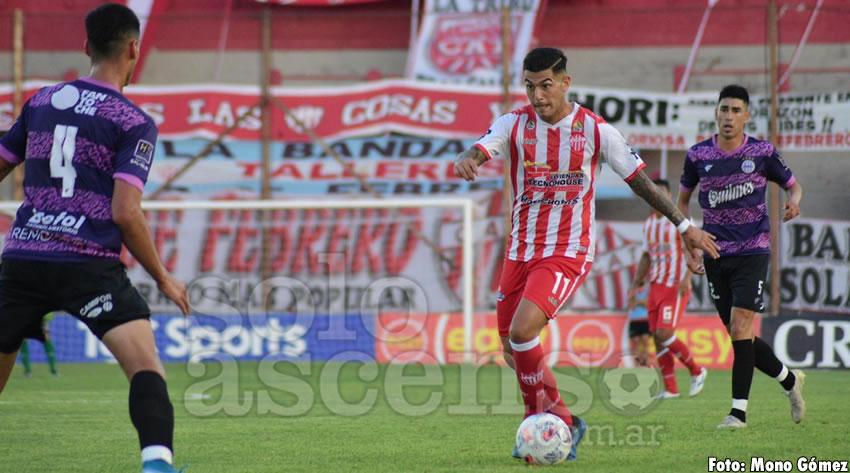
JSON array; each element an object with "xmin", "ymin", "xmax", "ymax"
[
  {"xmin": 0, "ymin": 77, "xmax": 156, "ymax": 262},
  {"xmin": 680, "ymin": 135, "xmax": 795, "ymax": 257}
]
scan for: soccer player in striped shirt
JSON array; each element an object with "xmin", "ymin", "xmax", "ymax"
[
  {"xmin": 454, "ymin": 47, "xmax": 720, "ymax": 461},
  {"xmin": 629, "ymin": 178, "xmax": 707, "ymax": 399},
  {"xmin": 0, "ymin": 5, "xmax": 189, "ymax": 472},
  {"xmin": 678, "ymin": 85, "xmax": 805, "ymax": 429}
]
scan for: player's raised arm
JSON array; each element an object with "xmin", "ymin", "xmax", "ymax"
[
  {"xmin": 456, "ymin": 112, "xmax": 514, "ymax": 182},
  {"xmin": 627, "ymin": 170, "xmax": 720, "ymax": 260}
]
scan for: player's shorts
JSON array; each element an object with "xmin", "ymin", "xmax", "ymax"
[
  {"xmin": 0, "ymin": 258, "xmax": 150, "ymax": 353},
  {"xmin": 628, "ymin": 320, "xmax": 650, "ymax": 338},
  {"xmin": 703, "ymin": 253, "xmax": 769, "ymax": 325},
  {"xmin": 647, "ymin": 282, "xmax": 689, "ymax": 332},
  {"xmin": 496, "ymin": 255, "xmax": 592, "ymax": 337}
]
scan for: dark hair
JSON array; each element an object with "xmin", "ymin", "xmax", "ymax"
[
  {"xmin": 652, "ymin": 178, "xmax": 670, "ymax": 191},
  {"xmin": 86, "ymin": 3, "xmax": 140, "ymax": 61},
  {"xmin": 523, "ymin": 47, "xmax": 567, "ymax": 74},
  {"xmin": 718, "ymin": 84, "xmax": 750, "ymax": 105}
]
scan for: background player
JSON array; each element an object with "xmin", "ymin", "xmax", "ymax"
[
  {"xmin": 0, "ymin": 4, "xmax": 190, "ymax": 472},
  {"xmin": 19, "ymin": 312, "xmax": 59, "ymax": 377},
  {"xmin": 626, "ymin": 283, "xmax": 651, "ymax": 367},
  {"xmin": 629, "ymin": 178, "xmax": 706, "ymax": 399},
  {"xmin": 678, "ymin": 84, "xmax": 805, "ymax": 429},
  {"xmin": 454, "ymin": 47, "xmax": 720, "ymax": 461}
]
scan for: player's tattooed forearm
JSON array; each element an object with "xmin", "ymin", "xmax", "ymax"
[
  {"xmin": 457, "ymin": 147, "xmax": 488, "ymax": 166},
  {"xmin": 628, "ymin": 171, "xmax": 686, "ymax": 225}
]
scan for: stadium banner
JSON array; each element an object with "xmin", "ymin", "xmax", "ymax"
[
  {"xmin": 256, "ymin": 0, "xmax": 388, "ymax": 5},
  {"xmin": 760, "ymin": 314, "xmax": 850, "ymax": 369},
  {"xmin": 374, "ymin": 312, "xmax": 746, "ymax": 369},
  {"xmin": 405, "ymin": 0, "xmax": 541, "ymax": 86},
  {"xmin": 2, "ymin": 81, "xmax": 848, "ymax": 150},
  {"xmin": 143, "ymin": 136, "xmax": 632, "ymax": 199},
  {"xmin": 778, "ymin": 218, "xmax": 850, "ymax": 315},
  {"xmin": 0, "ymin": 211, "xmax": 717, "ymax": 315},
  {"xmin": 21, "ymin": 313, "xmax": 375, "ymax": 363}
]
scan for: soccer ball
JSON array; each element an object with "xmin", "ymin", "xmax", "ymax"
[{"xmin": 514, "ymin": 413, "xmax": 572, "ymax": 466}]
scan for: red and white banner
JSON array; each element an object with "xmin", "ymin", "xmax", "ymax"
[
  {"xmin": 375, "ymin": 312, "xmax": 750, "ymax": 369},
  {"xmin": 2, "ymin": 81, "xmax": 849, "ymax": 150},
  {"xmin": 255, "ymin": 0, "xmax": 388, "ymax": 4},
  {"xmin": 406, "ymin": 0, "xmax": 541, "ymax": 86}
]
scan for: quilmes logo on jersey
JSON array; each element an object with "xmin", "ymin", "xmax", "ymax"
[
  {"xmin": 26, "ymin": 209, "xmax": 86, "ymax": 235},
  {"xmin": 80, "ymin": 293, "xmax": 114, "ymax": 319},
  {"xmin": 708, "ymin": 182, "xmax": 755, "ymax": 208}
]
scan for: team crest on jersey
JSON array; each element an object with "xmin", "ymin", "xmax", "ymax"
[
  {"xmin": 572, "ymin": 121, "xmax": 583, "ymax": 133},
  {"xmin": 741, "ymin": 158, "xmax": 755, "ymax": 174},
  {"xmin": 570, "ymin": 135, "xmax": 587, "ymax": 152},
  {"xmin": 526, "ymin": 120, "xmax": 536, "ymax": 130}
]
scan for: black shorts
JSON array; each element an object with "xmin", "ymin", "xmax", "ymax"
[
  {"xmin": 629, "ymin": 320, "xmax": 650, "ymax": 338},
  {"xmin": 0, "ymin": 258, "xmax": 150, "ymax": 353},
  {"xmin": 703, "ymin": 253, "xmax": 769, "ymax": 325}
]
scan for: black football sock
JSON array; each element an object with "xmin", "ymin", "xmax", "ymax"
[
  {"xmin": 730, "ymin": 339, "xmax": 754, "ymax": 423},
  {"xmin": 129, "ymin": 371, "xmax": 174, "ymax": 463},
  {"xmin": 753, "ymin": 337, "xmax": 796, "ymax": 390}
]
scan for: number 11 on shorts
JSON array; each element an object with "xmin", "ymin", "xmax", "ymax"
[{"xmin": 552, "ymin": 271, "xmax": 570, "ymax": 300}]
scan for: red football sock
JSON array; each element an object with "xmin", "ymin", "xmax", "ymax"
[
  {"xmin": 512, "ymin": 337, "xmax": 573, "ymax": 426},
  {"xmin": 657, "ymin": 348, "xmax": 678, "ymax": 394},
  {"xmin": 668, "ymin": 337, "xmax": 701, "ymax": 376}
]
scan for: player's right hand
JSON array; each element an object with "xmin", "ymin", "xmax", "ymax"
[
  {"xmin": 158, "ymin": 276, "xmax": 190, "ymax": 316},
  {"xmin": 683, "ymin": 226, "xmax": 720, "ymax": 260},
  {"xmin": 454, "ymin": 157, "xmax": 479, "ymax": 182}
]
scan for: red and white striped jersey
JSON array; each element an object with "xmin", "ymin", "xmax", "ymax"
[
  {"xmin": 474, "ymin": 104, "xmax": 645, "ymax": 262},
  {"xmin": 641, "ymin": 213, "xmax": 687, "ymax": 287}
]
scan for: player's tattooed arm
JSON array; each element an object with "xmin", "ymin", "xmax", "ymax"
[
  {"xmin": 627, "ymin": 171, "xmax": 687, "ymax": 225},
  {"xmin": 628, "ymin": 170, "xmax": 721, "ymax": 260},
  {"xmin": 454, "ymin": 146, "xmax": 488, "ymax": 182}
]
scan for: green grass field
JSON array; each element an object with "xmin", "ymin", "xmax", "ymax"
[{"xmin": 1, "ymin": 362, "xmax": 848, "ymax": 473}]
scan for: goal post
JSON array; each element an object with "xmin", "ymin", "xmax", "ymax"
[{"xmin": 0, "ymin": 197, "xmax": 478, "ymax": 363}]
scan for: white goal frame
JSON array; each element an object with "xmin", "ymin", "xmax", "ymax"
[{"xmin": 0, "ymin": 197, "xmax": 477, "ymax": 363}]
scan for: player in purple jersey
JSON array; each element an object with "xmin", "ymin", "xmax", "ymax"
[
  {"xmin": 0, "ymin": 5, "xmax": 189, "ymax": 473},
  {"xmin": 677, "ymin": 85, "xmax": 806, "ymax": 430}
]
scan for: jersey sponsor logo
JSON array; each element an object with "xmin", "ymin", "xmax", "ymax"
[
  {"xmin": 134, "ymin": 140, "xmax": 154, "ymax": 163},
  {"xmin": 519, "ymin": 194, "xmax": 580, "ymax": 206},
  {"xmin": 25, "ymin": 209, "xmax": 86, "ymax": 235},
  {"xmin": 741, "ymin": 158, "xmax": 755, "ymax": 174},
  {"xmin": 80, "ymin": 293, "xmax": 114, "ymax": 319},
  {"xmin": 521, "ymin": 138, "xmax": 537, "ymax": 145},
  {"xmin": 707, "ymin": 181, "xmax": 755, "ymax": 208},
  {"xmin": 50, "ymin": 85, "xmax": 80, "ymax": 111},
  {"xmin": 51, "ymin": 85, "xmax": 108, "ymax": 116},
  {"xmin": 705, "ymin": 164, "xmax": 714, "ymax": 172}
]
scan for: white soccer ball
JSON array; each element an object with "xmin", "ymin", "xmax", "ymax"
[{"xmin": 515, "ymin": 413, "xmax": 572, "ymax": 466}]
